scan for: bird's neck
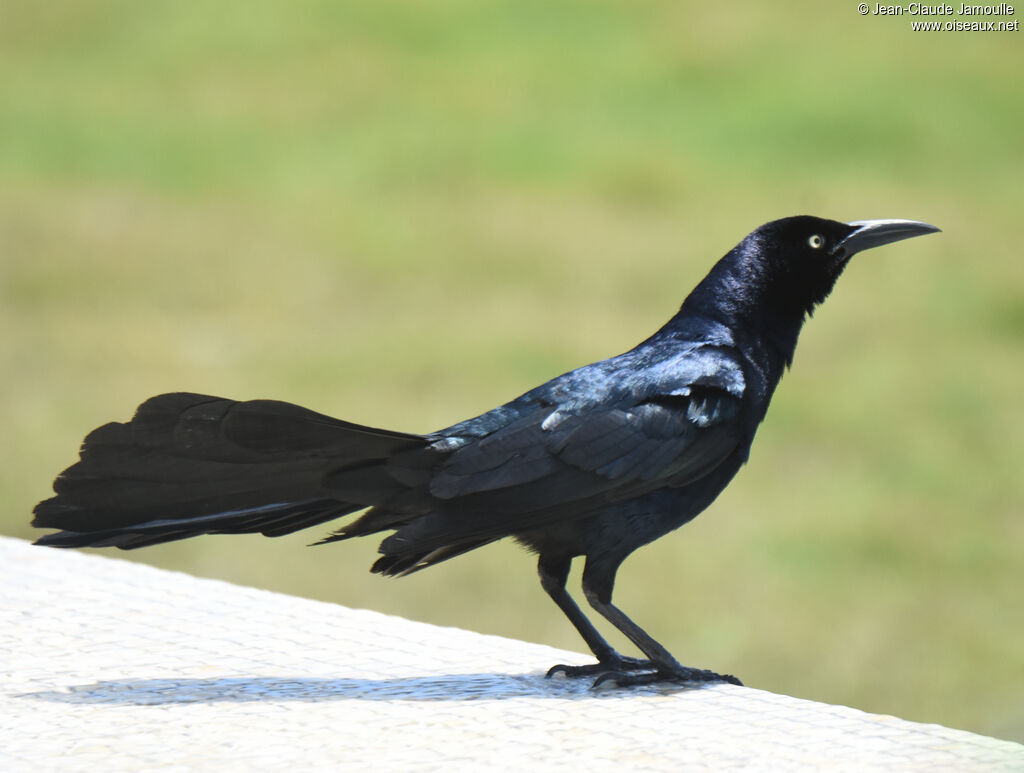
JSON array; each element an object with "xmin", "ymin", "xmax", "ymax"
[{"xmin": 674, "ymin": 253, "xmax": 812, "ymax": 375}]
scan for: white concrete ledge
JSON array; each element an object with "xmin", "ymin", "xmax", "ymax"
[{"xmin": 2, "ymin": 536, "xmax": 1021, "ymax": 772}]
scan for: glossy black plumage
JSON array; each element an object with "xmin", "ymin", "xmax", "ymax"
[{"xmin": 33, "ymin": 215, "xmax": 939, "ymax": 686}]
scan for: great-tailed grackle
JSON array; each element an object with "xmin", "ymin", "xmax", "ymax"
[{"xmin": 33, "ymin": 216, "xmax": 939, "ymax": 687}]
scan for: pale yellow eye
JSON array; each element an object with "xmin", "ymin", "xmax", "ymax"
[{"xmin": 808, "ymin": 234, "xmax": 825, "ymax": 250}]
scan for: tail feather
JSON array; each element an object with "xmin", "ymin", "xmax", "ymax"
[
  {"xmin": 33, "ymin": 392, "xmax": 426, "ymax": 549},
  {"xmin": 367, "ymin": 537, "xmax": 497, "ymax": 577},
  {"xmin": 34, "ymin": 499, "xmax": 353, "ymax": 549}
]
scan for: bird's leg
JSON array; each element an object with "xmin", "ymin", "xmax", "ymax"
[
  {"xmin": 581, "ymin": 560, "xmax": 742, "ymax": 688},
  {"xmin": 538, "ymin": 556, "xmax": 651, "ymax": 679}
]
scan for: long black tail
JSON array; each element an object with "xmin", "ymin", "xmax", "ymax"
[{"xmin": 33, "ymin": 393, "xmax": 426, "ymax": 550}]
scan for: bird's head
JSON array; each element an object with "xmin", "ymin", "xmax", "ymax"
[
  {"xmin": 690, "ymin": 215, "xmax": 940, "ymax": 324},
  {"xmin": 677, "ymin": 215, "xmax": 939, "ymax": 365},
  {"xmin": 738, "ymin": 215, "xmax": 940, "ymax": 315}
]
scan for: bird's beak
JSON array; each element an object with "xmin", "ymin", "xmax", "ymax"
[{"xmin": 833, "ymin": 219, "xmax": 941, "ymax": 256}]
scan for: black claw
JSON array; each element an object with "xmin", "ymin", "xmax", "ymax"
[
  {"xmin": 674, "ymin": 667, "xmax": 743, "ymax": 687},
  {"xmin": 546, "ymin": 656, "xmax": 654, "ymax": 680},
  {"xmin": 594, "ymin": 668, "xmax": 742, "ymax": 688},
  {"xmin": 592, "ymin": 670, "xmax": 655, "ymax": 688},
  {"xmin": 590, "ymin": 669, "xmax": 655, "ymax": 688},
  {"xmin": 546, "ymin": 657, "xmax": 740, "ymax": 688}
]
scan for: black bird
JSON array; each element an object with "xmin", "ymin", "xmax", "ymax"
[{"xmin": 33, "ymin": 216, "xmax": 939, "ymax": 687}]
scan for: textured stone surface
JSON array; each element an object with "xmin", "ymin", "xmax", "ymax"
[{"xmin": 2, "ymin": 536, "xmax": 1021, "ymax": 772}]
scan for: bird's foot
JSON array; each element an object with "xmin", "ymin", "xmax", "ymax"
[
  {"xmin": 546, "ymin": 654, "xmax": 741, "ymax": 689},
  {"xmin": 546, "ymin": 654, "xmax": 652, "ymax": 680},
  {"xmin": 593, "ymin": 664, "xmax": 742, "ymax": 688}
]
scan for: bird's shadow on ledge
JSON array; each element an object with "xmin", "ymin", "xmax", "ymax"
[{"xmin": 23, "ymin": 672, "xmax": 717, "ymax": 706}]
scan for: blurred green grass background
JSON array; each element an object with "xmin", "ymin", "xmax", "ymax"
[{"xmin": 2, "ymin": 0, "xmax": 1022, "ymax": 742}]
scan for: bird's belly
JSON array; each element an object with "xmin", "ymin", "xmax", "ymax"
[{"xmin": 515, "ymin": 454, "xmax": 745, "ymax": 562}]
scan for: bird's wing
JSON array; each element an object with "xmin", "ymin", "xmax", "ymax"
[
  {"xmin": 364, "ymin": 341, "xmax": 750, "ymax": 563},
  {"xmin": 428, "ymin": 344, "xmax": 746, "ymax": 508}
]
